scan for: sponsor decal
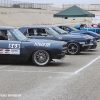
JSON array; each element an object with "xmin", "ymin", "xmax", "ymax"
[
  {"xmin": 0, "ymin": 49, "xmax": 4, "ymax": 51},
  {"xmin": 34, "ymin": 43, "xmax": 50, "ymax": 47},
  {"xmin": 0, "ymin": 49, "xmax": 20, "ymax": 55},
  {"xmin": 0, "ymin": 52, "xmax": 3, "ymax": 54},
  {"xmin": 5, "ymin": 49, "xmax": 10, "ymax": 51},
  {"xmin": 11, "ymin": 49, "xmax": 20, "ymax": 54},
  {"xmin": 11, "ymin": 49, "xmax": 18, "ymax": 52},
  {"xmin": 5, "ymin": 52, "xmax": 10, "ymax": 54},
  {"xmin": 9, "ymin": 44, "xmax": 20, "ymax": 49}
]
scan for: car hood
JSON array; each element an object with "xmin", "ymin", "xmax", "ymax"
[
  {"xmin": 71, "ymin": 30, "xmax": 100, "ymax": 36},
  {"xmin": 71, "ymin": 30, "xmax": 85, "ymax": 33},
  {"xmin": 59, "ymin": 34, "xmax": 92, "ymax": 40}
]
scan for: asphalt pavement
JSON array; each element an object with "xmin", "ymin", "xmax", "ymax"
[{"xmin": 0, "ymin": 41, "xmax": 100, "ymax": 100}]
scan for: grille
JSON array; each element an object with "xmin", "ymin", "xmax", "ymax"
[{"xmin": 86, "ymin": 39, "xmax": 91, "ymax": 44}]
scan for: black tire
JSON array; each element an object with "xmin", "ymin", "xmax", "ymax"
[
  {"xmin": 32, "ymin": 50, "xmax": 50, "ymax": 66},
  {"xmin": 67, "ymin": 42, "xmax": 80, "ymax": 55}
]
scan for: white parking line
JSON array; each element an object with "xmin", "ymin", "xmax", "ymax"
[
  {"xmin": 0, "ymin": 65, "xmax": 9, "ymax": 69},
  {"xmin": 0, "ymin": 69, "xmax": 74, "ymax": 74},
  {"xmin": 74, "ymin": 56, "xmax": 100, "ymax": 74},
  {"xmin": 0, "ymin": 56, "xmax": 100, "ymax": 74}
]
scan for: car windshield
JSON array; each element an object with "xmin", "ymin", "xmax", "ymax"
[
  {"xmin": 10, "ymin": 29, "xmax": 27, "ymax": 41},
  {"xmin": 52, "ymin": 27, "xmax": 68, "ymax": 34},
  {"xmin": 45, "ymin": 27, "xmax": 60, "ymax": 36},
  {"xmin": 69, "ymin": 26, "xmax": 78, "ymax": 31}
]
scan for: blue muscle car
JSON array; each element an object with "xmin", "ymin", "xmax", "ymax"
[
  {"xmin": 74, "ymin": 24, "xmax": 100, "ymax": 34},
  {"xmin": 19, "ymin": 25, "xmax": 94, "ymax": 55},
  {"xmin": 51, "ymin": 26, "xmax": 97, "ymax": 49},
  {"xmin": 57, "ymin": 25, "xmax": 100, "ymax": 40},
  {"xmin": 0, "ymin": 27, "xmax": 67, "ymax": 66}
]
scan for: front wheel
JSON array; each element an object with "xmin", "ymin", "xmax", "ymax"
[
  {"xmin": 32, "ymin": 50, "xmax": 50, "ymax": 66},
  {"xmin": 67, "ymin": 42, "xmax": 80, "ymax": 55}
]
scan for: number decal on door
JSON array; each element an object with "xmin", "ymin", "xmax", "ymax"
[{"xmin": 9, "ymin": 44, "xmax": 20, "ymax": 49}]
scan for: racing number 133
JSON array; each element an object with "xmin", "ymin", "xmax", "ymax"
[{"xmin": 9, "ymin": 44, "xmax": 20, "ymax": 49}]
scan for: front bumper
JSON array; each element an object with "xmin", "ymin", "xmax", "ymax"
[
  {"xmin": 90, "ymin": 41, "xmax": 97, "ymax": 49},
  {"xmin": 57, "ymin": 53, "xmax": 66, "ymax": 59},
  {"xmin": 82, "ymin": 43, "xmax": 93, "ymax": 47},
  {"xmin": 81, "ymin": 43, "xmax": 94, "ymax": 51},
  {"xmin": 53, "ymin": 49, "xmax": 67, "ymax": 59}
]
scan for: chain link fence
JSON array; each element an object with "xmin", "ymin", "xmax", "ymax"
[
  {"xmin": 0, "ymin": 0, "xmax": 100, "ymax": 11},
  {"xmin": 0, "ymin": 0, "xmax": 53, "ymax": 10},
  {"xmin": 63, "ymin": 4, "xmax": 100, "ymax": 11}
]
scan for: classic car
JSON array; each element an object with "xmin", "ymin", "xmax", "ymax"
[
  {"xmin": 74, "ymin": 24, "xmax": 100, "ymax": 34},
  {"xmin": 51, "ymin": 26, "xmax": 97, "ymax": 49},
  {"xmin": 0, "ymin": 27, "xmax": 67, "ymax": 66},
  {"xmin": 19, "ymin": 25, "xmax": 94, "ymax": 55},
  {"xmin": 57, "ymin": 25, "xmax": 100, "ymax": 40}
]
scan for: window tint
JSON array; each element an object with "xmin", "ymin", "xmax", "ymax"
[
  {"xmin": 0, "ymin": 30, "xmax": 8, "ymax": 40},
  {"xmin": 28, "ymin": 29, "xmax": 34, "ymax": 36}
]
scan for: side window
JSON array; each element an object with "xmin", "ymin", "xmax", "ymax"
[
  {"xmin": 0, "ymin": 30, "xmax": 16, "ymax": 41},
  {"xmin": 62, "ymin": 26, "xmax": 66, "ymax": 30},
  {"xmin": 24, "ymin": 29, "xmax": 29, "ymax": 36},
  {"xmin": 0, "ymin": 30, "xmax": 8, "ymax": 40},
  {"xmin": 28, "ymin": 29, "xmax": 34, "ymax": 36},
  {"xmin": 59, "ymin": 26, "xmax": 63, "ymax": 29},
  {"xmin": 37, "ymin": 29, "xmax": 47, "ymax": 36}
]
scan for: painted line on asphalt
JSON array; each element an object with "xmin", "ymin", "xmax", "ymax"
[
  {"xmin": 1, "ymin": 56, "xmax": 100, "ymax": 74},
  {"xmin": 74, "ymin": 56, "xmax": 100, "ymax": 74},
  {"xmin": 0, "ymin": 65, "xmax": 9, "ymax": 69},
  {"xmin": 0, "ymin": 69, "xmax": 74, "ymax": 74}
]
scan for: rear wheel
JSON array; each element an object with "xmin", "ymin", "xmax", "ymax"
[
  {"xmin": 67, "ymin": 42, "xmax": 80, "ymax": 55},
  {"xmin": 32, "ymin": 50, "xmax": 50, "ymax": 66}
]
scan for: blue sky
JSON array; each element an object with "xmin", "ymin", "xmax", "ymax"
[{"xmin": 14, "ymin": 0, "xmax": 100, "ymax": 4}]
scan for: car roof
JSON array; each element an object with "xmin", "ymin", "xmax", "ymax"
[
  {"xmin": 0, "ymin": 26, "xmax": 15, "ymax": 30},
  {"xmin": 19, "ymin": 25, "xmax": 53, "ymax": 29},
  {"xmin": 19, "ymin": 25, "xmax": 62, "ymax": 34},
  {"xmin": 19, "ymin": 25, "xmax": 54, "ymax": 33}
]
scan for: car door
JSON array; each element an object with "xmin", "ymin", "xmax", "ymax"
[
  {"xmin": 27, "ymin": 28, "xmax": 56, "ymax": 40},
  {"xmin": 0, "ymin": 38, "xmax": 21, "ymax": 62}
]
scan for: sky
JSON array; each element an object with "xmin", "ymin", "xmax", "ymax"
[{"xmin": 13, "ymin": 0, "xmax": 100, "ymax": 4}]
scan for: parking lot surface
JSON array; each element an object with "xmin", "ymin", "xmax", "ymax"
[{"xmin": 0, "ymin": 42, "xmax": 100, "ymax": 100}]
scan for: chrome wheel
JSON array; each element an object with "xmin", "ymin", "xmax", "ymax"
[
  {"xmin": 33, "ymin": 50, "xmax": 50, "ymax": 66},
  {"xmin": 67, "ymin": 43, "xmax": 80, "ymax": 55}
]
